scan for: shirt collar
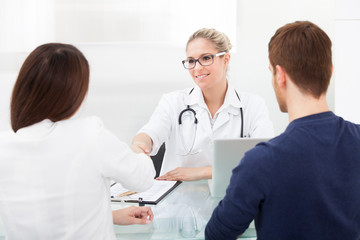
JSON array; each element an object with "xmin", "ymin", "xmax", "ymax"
[{"xmin": 16, "ymin": 119, "xmax": 56, "ymax": 139}]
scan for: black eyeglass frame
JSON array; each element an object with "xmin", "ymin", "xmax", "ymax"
[{"xmin": 182, "ymin": 52, "xmax": 226, "ymax": 69}]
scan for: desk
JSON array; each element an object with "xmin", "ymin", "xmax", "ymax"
[
  {"xmin": 112, "ymin": 180, "xmax": 256, "ymax": 239},
  {"xmin": 0, "ymin": 181, "xmax": 256, "ymax": 240}
]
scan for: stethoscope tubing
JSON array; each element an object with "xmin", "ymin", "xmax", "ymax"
[
  {"xmin": 235, "ymin": 90, "xmax": 244, "ymax": 138},
  {"xmin": 178, "ymin": 106, "xmax": 198, "ymax": 125}
]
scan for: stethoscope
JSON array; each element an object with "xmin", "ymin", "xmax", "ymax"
[{"xmin": 178, "ymin": 88, "xmax": 244, "ymax": 155}]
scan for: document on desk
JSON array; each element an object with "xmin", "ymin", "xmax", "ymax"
[{"xmin": 110, "ymin": 180, "xmax": 181, "ymax": 205}]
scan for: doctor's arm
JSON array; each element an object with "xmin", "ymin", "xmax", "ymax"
[
  {"xmin": 131, "ymin": 94, "xmax": 173, "ymax": 155},
  {"xmin": 156, "ymin": 166, "xmax": 212, "ymax": 181},
  {"xmin": 131, "ymin": 133, "xmax": 153, "ymax": 155}
]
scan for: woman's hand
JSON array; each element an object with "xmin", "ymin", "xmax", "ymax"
[
  {"xmin": 156, "ymin": 166, "xmax": 212, "ymax": 181},
  {"xmin": 112, "ymin": 206, "xmax": 154, "ymax": 225}
]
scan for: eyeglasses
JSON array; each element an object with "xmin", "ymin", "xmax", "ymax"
[{"xmin": 182, "ymin": 52, "xmax": 226, "ymax": 69}]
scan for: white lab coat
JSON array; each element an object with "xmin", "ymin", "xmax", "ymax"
[{"xmin": 139, "ymin": 84, "xmax": 274, "ymax": 176}]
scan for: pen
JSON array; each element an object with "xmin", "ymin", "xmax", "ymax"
[{"xmin": 117, "ymin": 191, "xmax": 137, "ymax": 198}]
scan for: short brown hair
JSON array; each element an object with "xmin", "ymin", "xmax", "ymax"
[
  {"xmin": 268, "ymin": 21, "xmax": 332, "ymax": 98},
  {"xmin": 11, "ymin": 43, "xmax": 89, "ymax": 132}
]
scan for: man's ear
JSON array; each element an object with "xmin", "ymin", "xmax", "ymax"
[{"xmin": 275, "ymin": 65, "xmax": 286, "ymax": 88}]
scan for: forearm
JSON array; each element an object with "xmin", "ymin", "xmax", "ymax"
[
  {"xmin": 157, "ymin": 166, "xmax": 212, "ymax": 181},
  {"xmin": 205, "ymin": 207, "xmax": 245, "ymax": 240},
  {"xmin": 198, "ymin": 166, "xmax": 212, "ymax": 180}
]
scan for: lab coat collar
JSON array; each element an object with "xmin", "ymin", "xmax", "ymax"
[
  {"xmin": 184, "ymin": 85, "xmax": 208, "ymax": 110},
  {"xmin": 213, "ymin": 85, "xmax": 243, "ymax": 131},
  {"xmin": 223, "ymin": 84, "xmax": 243, "ymax": 109},
  {"xmin": 183, "ymin": 84, "xmax": 243, "ymax": 134},
  {"xmin": 184, "ymin": 84, "xmax": 243, "ymax": 111}
]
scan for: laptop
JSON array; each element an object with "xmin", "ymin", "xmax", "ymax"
[{"xmin": 209, "ymin": 138, "xmax": 270, "ymax": 198}]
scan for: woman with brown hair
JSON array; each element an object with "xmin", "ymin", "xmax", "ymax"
[{"xmin": 0, "ymin": 43, "xmax": 155, "ymax": 239}]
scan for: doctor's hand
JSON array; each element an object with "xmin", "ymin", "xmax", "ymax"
[
  {"xmin": 156, "ymin": 166, "xmax": 212, "ymax": 181},
  {"xmin": 112, "ymin": 206, "xmax": 154, "ymax": 225},
  {"xmin": 131, "ymin": 141, "xmax": 150, "ymax": 155},
  {"xmin": 131, "ymin": 133, "xmax": 153, "ymax": 155}
]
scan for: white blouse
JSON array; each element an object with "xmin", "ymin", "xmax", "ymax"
[{"xmin": 0, "ymin": 116, "xmax": 155, "ymax": 240}]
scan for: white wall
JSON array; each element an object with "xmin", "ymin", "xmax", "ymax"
[
  {"xmin": 0, "ymin": 0, "xmax": 55, "ymax": 52},
  {"xmin": 2, "ymin": 0, "xmax": 358, "ymax": 146},
  {"xmin": 75, "ymin": 43, "xmax": 190, "ymax": 143},
  {"xmin": 0, "ymin": 52, "xmax": 29, "ymax": 132},
  {"xmin": 76, "ymin": 0, "xmax": 335, "ymax": 141},
  {"xmin": 231, "ymin": 0, "xmax": 335, "ymax": 135},
  {"xmin": 0, "ymin": 0, "xmax": 237, "ymax": 144},
  {"xmin": 334, "ymin": 0, "xmax": 360, "ymax": 123}
]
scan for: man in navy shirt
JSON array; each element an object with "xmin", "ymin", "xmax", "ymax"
[{"xmin": 205, "ymin": 21, "xmax": 360, "ymax": 240}]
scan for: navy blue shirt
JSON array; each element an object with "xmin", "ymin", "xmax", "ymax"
[{"xmin": 205, "ymin": 112, "xmax": 360, "ymax": 240}]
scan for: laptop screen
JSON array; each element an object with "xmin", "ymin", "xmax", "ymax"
[{"xmin": 209, "ymin": 138, "xmax": 269, "ymax": 198}]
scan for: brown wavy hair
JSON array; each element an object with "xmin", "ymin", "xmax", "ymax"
[{"xmin": 11, "ymin": 43, "xmax": 89, "ymax": 132}]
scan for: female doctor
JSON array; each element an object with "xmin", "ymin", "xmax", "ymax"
[{"xmin": 132, "ymin": 28, "xmax": 274, "ymax": 181}]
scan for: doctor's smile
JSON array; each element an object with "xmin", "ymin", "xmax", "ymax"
[{"xmin": 195, "ymin": 74, "xmax": 209, "ymax": 80}]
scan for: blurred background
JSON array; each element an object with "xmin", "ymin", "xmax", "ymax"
[{"xmin": 0, "ymin": 0, "xmax": 359, "ymax": 144}]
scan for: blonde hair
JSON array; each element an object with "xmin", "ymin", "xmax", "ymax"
[{"xmin": 186, "ymin": 28, "xmax": 232, "ymax": 53}]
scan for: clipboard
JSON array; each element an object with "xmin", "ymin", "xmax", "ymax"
[{"xmin": 110, "ymin": 180, "xmax": 182, "ymax": 205}]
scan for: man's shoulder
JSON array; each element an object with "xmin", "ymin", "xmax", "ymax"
[
  {"xmin": 242, "ymin": 134, "xmax": 289, "ymax": 165},
  {"xmin": 342, "ymin": 116, "xmax": 360, "ymax": 133}
]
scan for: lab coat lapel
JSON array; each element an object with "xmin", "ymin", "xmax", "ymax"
[
  {"xmin": 213, "ymin": 111, "xmax": 231, "ymax": 131},
  {"xmin": 212, "ymin": 106, "xmax": 240, "ymax": 132},
  {"xmin": 196, "ymin": 107, "xmax": 213, "ymax": 135},
  {"xmin": 212, "ymin": 85, "xmax": 242, "ymax": 132}
]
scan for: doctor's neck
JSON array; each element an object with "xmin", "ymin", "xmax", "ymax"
[{"xmin": 202, "ymin": 80, "xmax": 228, "ymax": 117}]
